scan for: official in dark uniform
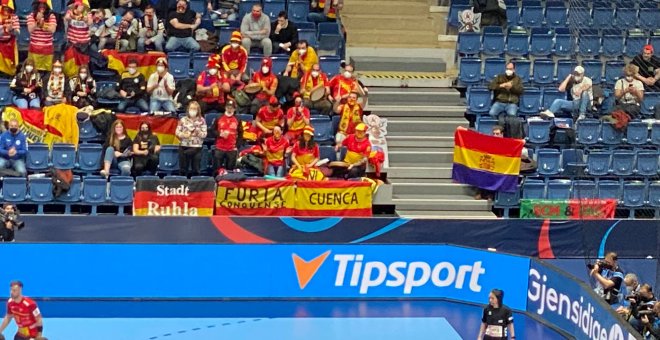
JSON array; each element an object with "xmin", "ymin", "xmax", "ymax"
[{"xmin": 478, "ymin": 289, "xmax": 515, "ymax": 340}]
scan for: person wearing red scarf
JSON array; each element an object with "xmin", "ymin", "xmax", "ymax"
[
  {"xmin": 334, "ymin": 91, "xmax": 363, "ymax": 144},
  {"xmin": 196, "ymin": 56, "xmax": 230, "ymax": 112},
  {"xmin": 263, "ymin": 126, "xmax": 289, "ymax": 177},
  {"xmin": 250, "ymin": 57, "xmax": 278, "ymax": 115}
]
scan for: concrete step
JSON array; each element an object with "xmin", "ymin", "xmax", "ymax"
[
  {"xmin": 386, "ymin": 165, "xmax": 453, "ymax": 179},
  {"xmin": 387, "ymin": 146, "xmax": 451, "ymax": 153},
  {"xmin": 342, "ymin": 1, "xmax": 430, "ymax": 16},
  {"xmin": 368, "ymin": 105, "xmax": 465, "ymax": 118},
  {"xmin": 396, "ymin": 210, "xmax": 498, "ymax": 219},
  {"xmin": 351, "ymin": 56, "xmax": 446, "ymax": 73},
  {"xmin": 392, "ymin": 194, "xmax": 492, "ymax": 211},
  {"xmin": 342, "ymin": 14, "xmax": 435, "ymax": 32},
  {"xmin": 386, "ymin": 136, "xmax": 455, "ymax": 148},
  {"xmin": 347, "ymin": 29, "xmax": 438, "ymax": 46},
  {"xmin": 392, "ymin": 183, "xmax": 474, "ymax": 196},
  {"xmin": 388, "ymin": 150, "xmax": 453, "ymax": 165},
  {"xmin": 389, "ymin": 178, "xmax": 455, "ymax": 183},
  {"xmin": 367, "ymin": 89, "xmax": 461, "ymax": 106},
  {"xmin": 386, "ymin": 120, "xmax": 465, "ymax": 134}
]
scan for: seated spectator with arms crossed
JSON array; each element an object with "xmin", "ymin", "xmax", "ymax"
[
  {"xmin": 240, "ymin": 4, "xmax": 271, "ymax": 56},
  {"xmin": 488, "ymin": 62, "xmax": 523, "ymax": 118},
  {"xmin": 166, "ymin": 0, "xmax": 201, "ymax": 52}
]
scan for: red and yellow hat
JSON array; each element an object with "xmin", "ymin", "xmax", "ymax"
[
  {"xmin": 303, "ymin": 125, "xmax": 315, "ymax": 136},
  {"xmin": 355, "ymin": 123, "xmax": 367, "ymax": 132},
  {"xmin": 230, "ymin": 31, "xmax": 242, "ymax": 43}
]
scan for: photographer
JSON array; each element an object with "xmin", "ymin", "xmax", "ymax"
[
  {"xmin": 0, "ymin": 203, "xmax": 24, "ymax": 242},
  {"xmin": 641, "ymin": 302, "xmax": 660, "ymax": 339},
  {"xmin": 589, "ymin": 252, "xmax": 624, "ymax": 305},
  {"xmin": 626, "ymin": 284, "xmax": 657, "ymax": 333}
]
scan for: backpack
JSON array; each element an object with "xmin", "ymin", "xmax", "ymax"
[
  {"xmin": 174, "ymin": 78, "xmax": 197, "ymax": 109},
  {"xmin": 499, "ymin": 115, "xmax": 525, "ymax": 139},
  {"xmin": 52, "ymin": 168, "xmax": 73, "ymax": 198}
]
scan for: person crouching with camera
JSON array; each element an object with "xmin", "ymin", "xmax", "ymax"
[
  {"xmin": 589, "ymin": 252, "xmax": 624, "ymax": 305},
  {"xmin": 624, "ymin": 283, "xmax": 656, "ymax": 334},
  {"xmin": 640, "ymin": 302, "xmax": 660, "ymax": 339},
  {"xmin": 0, "ymin": 203, "xmax": 24, "ymax": 242}
]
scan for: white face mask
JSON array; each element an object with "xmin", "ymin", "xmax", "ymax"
[
  {"xmin": 298, "ymin": 49, "xmax": 306, "ymax": 55},
  {"xmin": 157, "ymin": 66, "xmax": 165, "ymax": 73},
  {"xmin": 261, "ymin": 66, "xmax": 269, "ymax": 74},
  {"xmin": 625, "ymin": 76, "xmax": 633, "ymax": 82},
  {"xmin": 128, "ymin": 67, "xmax": 137, "ymax": 75},
  {"xmin": 53, "ymin": 67, "xmax": 62, "ymax": 74},
  {"xmin": 231, "ymin": 43, "xmax": 239, "ymax": 49},
  {"xmin": 25, "ymin": 66, "xmax": 33, "ymax": 73},
  {"xmin": 209, "ymin": 68, "xmax": 218, "ymax": 75},
  {"xmin": 574, "ymin": 75, "xmax": 583, "ymax": 83},
  {"xmin": 343, "ymin": 71, "xmax": 352, "ymax": 79},
  {"xmin": 311, "ymin": 71, "xmax": 319, "ymax": 77},
  {"xmin": 79, "ymin": 73, "xmax": 88, "ymax": 79},
  {"xmin": 505, "ymin": 70, "xmax": 514, "ymax": 77},
  {"xmin": 225, "ymin": 111, "xmax": 234, "ymax": 117},
  {"xmin": 189, "ymin": 110, "xmax": 198, "ymax": 117}
]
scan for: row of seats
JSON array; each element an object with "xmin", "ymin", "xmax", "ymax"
[{"xmin": 534, "ymin": 148, "xmax": 660, "ymax": 177}]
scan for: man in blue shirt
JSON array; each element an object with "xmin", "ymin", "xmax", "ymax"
[{"xmin": 0, "ymin": 119, "xmax": 27, "ymax": 176}]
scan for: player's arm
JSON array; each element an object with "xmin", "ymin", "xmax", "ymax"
[{"xmin": 0, "ymin": 313, "xmax": 12, "ymax": 333}]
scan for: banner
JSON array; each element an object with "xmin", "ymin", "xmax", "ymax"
[
  {"xmin": 294, "ymin": 181, "xmax": 372, "ymax": 217},
  {"xmin": 133, "ymin": 178, "xmax": 216, "ymax": 216},
  {"xmin": 116, "ymin": 114, "xmax": 180, "ymax": 145},
  {"xmin": 0, "ymin": 36, "xmax": 18, "ymax": 76},
  {"xmin": 63, "ymin": 45, "xmax": 91, "ymax": 78},
  {"xmin": 215, "ymin": 180, "xmax": 296, "ymax": 216},
  {"xmin": 2, "ymin": 105, "xmax": 80, "ymax": 146},
  {"xmin": 520, "ymin": 199, "xmax": 617, "ymax": 219},
  {"xmin": 102, "ymin": 50, "xmax": 166, "ymax": 79}
]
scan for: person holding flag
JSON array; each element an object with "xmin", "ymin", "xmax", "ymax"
[
  {"xmin": 27, "ymin": 0, "xmax": 57, "ymax": 72},
  {"xmin": 0, "ymin": 0, "xmax": 19, "ymax": 77}
]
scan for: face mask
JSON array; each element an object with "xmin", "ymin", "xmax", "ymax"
[
  {"xmin": 79, "ymin": 73, "xmax": 87, "ymax": 79},
  {"xmin": 141, "ymin": 129, "xmax": 149, "ymax": 134},
  {"xmin": 25, "ymin": 66, "xmax": 33, "ymax": 73},
  {"xmin": 625, "ymin": 76, "xmax": 633, "ymax": 82},
  {"xmin": 53, "ymin": 67, "xmax": 62, "ymax": 74},
  {"xmin": 311, "ymin": 71, "xmax": 319, "ymax": 77},
  {"xmin": 209, "ymin": 68, "xmax": 218, "ymax": 76},
  {"xmin": 574, "ymin": 75, "xmax": 583, "ymax": 83},
  {"xmin": 189, "ymin": 110, "xmax": 198, "ymax": 117},
  {"xmin": 295, "ymin": 100, "xmax": 302, "ymax": 107},
  {"xmin": 261, "ymin": 66, "xmax": 269, "ymax": 74},
  {"xmin": 9, "ymin": 128, "xmax": 17, "ymax": 134},
  {"xmin": 270, "ymin": 105, "xmax": 278, "ymax": 110},
  {"xmin": 231, "ymin": 43, "xmax": 239, "ymax": 49},
  {"xmin": 343, "ymin": 71, "xmax": 352, "ymax": 79},
  {"xmin": 348, "ymin": 98, "xmax": 356, "ymax": 105},
  {"xmin": 298, "ymin": 49, "xmax": 306, "ymax": 56},
  {"xmin": 157, "ymin": 66, "xmax": 165, "ymax": 73},
  {"xmin": 128, "ymin": 67, "xmax": 137, "ymax": 75},
  {"xmin": 251, "ymin": 12, "xmax": 260, "ymax": 19},
  {"xmin": 505, "ymin": 70, "xmax": 514, "ymax": 77},
  {"xmin": 224, "ymin": 111, "xmax": 234, "ymax": 117}
]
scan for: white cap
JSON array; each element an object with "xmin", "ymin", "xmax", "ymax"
[{"xmin": 574, "ymin": 66, "xmax": 585, "ymax": 74}]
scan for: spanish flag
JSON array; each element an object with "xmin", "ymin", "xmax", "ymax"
[
  {"xmin": 63, "ymin": 45, "xmax": 90, "ymax": 78},
  {"xmin": 117, "ymin": 114, "xmax": 180, "ymax": 145},
  {"xmin": 102, "ymin": 50, "xmax": 166, "ymax": 79},
  {"xmin": 3, "ymin": 104, "xmax": 79, "ymax": 147},
  {"xmin": 451, "ymin": 127, "xmax": 524, "ymax": 193},
  {"xmin": 0, "ymin": 0, "xmax": 18, "ymax": 76}
]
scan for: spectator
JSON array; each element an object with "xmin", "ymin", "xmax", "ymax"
[
  {"xmin": 336, "ymin": 123, "xmax": 371, "ymax": 179},
  {"xmin": 254, "ymin": 96, "xmax": 284, "ymax": 139},
  {"xmin": 101, "ymin": 119, "xmax": 133, "ymax": 178},
  {"xmin": 263, "ymin": 126, "xmax": 289, "ymax": 177},
  {"xmin": 115, "ymin": 0, "xmax": 144, "ymax": 18},
  {"xmin": 487, "ymin": 62, "xmax": 523, "ymax": 118},
  {"xmin": 249, "ymin": 57, "xmax": 278, "ymax": 115},
  {"xmin": 328, "ymin": 63, "xmax": 360, "ymax": 108},
  {"xmin": 285, "ymin": 93, "xmax": 310, "ymax": 141},
  {"xmin": 27, "ymin": 0, "xmax": 57, "ymax": 72},
  {"xmin": 0, "ymin": 2, "xmax": 20, "ymax": 52},
  {"xmin": 147, "ymin": 57, "xmax": 176, "ymax": 113},
  {"xmin": 308, "ymin": 0, "xmax": 343, "ymax": 24},
  {"xmin": 0, "ymin": 119, "xmax": 27, "ymax": 177},
  {"xmin": 196, "ymin": 57, "xmax": 230, "ymax": 113},
  {"xmin": 541, "ymin": 66, "xmax": 592, "ymax": 121},
  {"xmin": 99, "ymin": 11, "xmax": 138, "ymax": 51},
  {"xmin": 117, "ymin": 59, "xmax": 149, "ymax": 112},
  {"xmin": 472, "ymin": 0, "xmax": 507, "ymax": 28},
  {"xmin": 334, "ymin": 91, "xmax": 363, "ymax": 144},
  {"xmin": 166, "ymin": 0, "xmax": 201, "ymax": 52},
  {"xmin": 131, "ymin": 121, "xmax": 160, "ymax": 176},
  {"xmin": 10, "ymin": 60, "xmax": 42, "ymax": 109},
  {"xmin": 300, "ymin": 63, "xmax": 332, "ymax": 116},
  {"xmin": 64, "ymin": 1, "xmax": 92, "ymax": 47},
  {"xmin": 69, "ymin": 65, "xmax": 96, "ymax": 108},
  {"xmin": 284, "ymin": 40, "xmax": 318, "ymax": 79},
  {"xmin": 220, "ymin": 31, "xmax": 248, "ymax": 81},
  {"xmin": 207, "ymin": 0, "xmax": 239, "ymax": 22},
  {"xmin": 210, "ymin": 100, "xmax": 242, "ymax": 172},
  {"xmin": 289, "ymin": 126, "xmax": 319, "ymax": 174},
  {"xmin": 240, "ymin": 4, "xmax": 272, "ymax": 56},
  {"xmin": 175, "ymin": 101, "xmax": 208, "ymax": 177},
  {"xmin": 613, "ymin": 64, "xmax": 644, "ymax": 118},
  {"xmin": 44, "ymin": 60, "xmax": 68, "ymax": 106},
  {"xmin": 631, "ymin": 45, "xmax": 660, "ymax": 92},
  {"xmin": 270, "ymin": 11, "xmax": 297, "ymax": 55},
  {"xmin": 137, "ymin": 5, "xmax": 165, "ymax": 52},
  {"xmin": 89, "ymin": 8, "xmax": 107, "ymax": 49}
]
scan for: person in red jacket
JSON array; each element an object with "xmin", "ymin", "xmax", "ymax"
[
  {"xmin": 0, "ymin": 281, "xmax": 44, "ymax": 340},
  {"xmin": 336, "ymin": 123, "xmax": 371, "ymax": 179},
  {"xmin": 334, "ymin": 91, "xmax": 363, "ymax": 144},
  {"xmin": 250, "ymin": 57, "xmax": 278, "ymax": 115},
  {"xmin": 220, "ymin": 31, "xmax": 248, "ymax": 81},
  {"xmin": 210, "ymin": 100, "xmax": 243, "ymax": 172},
  {"xmin": 253, "ymin": 95, "xmax": 284, "ymax": 139},
  {"xmin": 196, "ymin": 57, "xmax": 230, "ymax": 113},
  {"xmin": 289, "ymin": 125, "xmax": 319, "ymax": 175},
  {"xmin": 285, "ymin": 92, "xmax": 310, "ymax": 141},
  {"xmin": 263, "ymin": 126, "xmax": 289, "ymax": 176}
]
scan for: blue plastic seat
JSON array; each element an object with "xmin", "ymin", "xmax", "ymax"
[
  {"xmin": 568, "ymin": 7, "xmax": 591, "ymax": 28},
  {"xmin": 82, "ymin": 177, "xmax": 108, "ymax": 215},
  {"xmin": 522, "ymin": 179, "xmax": 545, "ymax": 199},
  {"xmin": 317, "ymin": 34, "xmax": 342, "ymax": 56},
  {"xmin": 76, "ymin": 143, "xmax": 103, "ymax": 174},
  {"xmin": 597, "ymin": 180, "xmax": 621, "ymax": 200},
  {"xmin": 459, "ymin": 58, "xmax": 482, "ymax": 85},
  {"xmin": 192, "ymin": 52, "xmax": 212, "ymax": 77},
  {"xmin": 626, "ymin": 121, "xmax": 649, "ymax": 146},
  {"xmin": 467, "ymin": 86, "xmax": 492, "ymax": 115},
  {"xmin": 28, "ymin": 177, "xmax": 53, "ymax": 214},
  {"xmin": 604, "ymin": 60, "xmax": 626, "ymax": 86},
  {"xmin": 529, "ymin": 29, "xmax": 553, "ymax": 57},
  {"xmin": 448, "ymin": 2, "xmax": 471, "ymax": 27},
  {"xmin": 545, "ymin": 2, "xmax": 567, "ymax": 28},
  {"xmin": 513, "ymin": 59, "xmax": 531, "ymax": 83},
  {"xmin": 537, "ymin": 148, "xmax": 561, "ymax": 176},
  {"xmin": 652, "ymin": 122, "xmax": 660, "ymax": 146},
  {"xmin": 476, "ymin": 117, "xmax": 498, "ymax": 135},
  {"xmin": 649, "ymin": 182, "xmax": 660, "ymax": 217},
  {"xmin": 484, "ymin": 58, "xmax": 506, "ymax": 83},
  {"xmin": 288, "ymin": 1, "xmax": 310, "ymax": 22},
  {"xmin": 592, "ymin": 5, "xmax": 614, "ymax": 29},
  {"xmin": 109, "ymin": 176, "xmax": 134, "ymax": 215},
  {"xmin": 547, "ymin": 179, "xmax": 571, "ymax": 200},
  {"xmin": 298, "ymin": 28, "xmax": 318, "ymax": 47},
  {"xmin": 0, "ymin": 79, "xmax": 11, "ymax": 106},
  {"xmin": 1, "ymin": 177, "xmax": 27, "ymax": 203},
  {"xmin": 494, "ymin": 188, "xmax": 520, "ymax": 218},
  {"xmin": 541, "ymin": 88, "xmax": 565, "ymax": 110},
  {"xmin": 577, "ymin": 119, "xmax": 600, "ymax": 145},
  {"xmin": 17, "ymin": 22, "xmax": 29, "ymax": 51},
  {"xmin": 317, "ymin": 22, "xmax": 341, "ymax": 36},
  {"xmin": 518, "ymin": 87, "xmax": 541, "ymax": 115},
  {"xmin": 506, "ymin": 7, "xmax": 520, "ymax": 27},
  {"xmin": 204, "ymin": 112, "xmax": 220, "ymax": 129},
  {"xmin": 561, "ymin": 148, "xmax": 586, "ymax": 177},
  {"xmin": 168, "ymin": 52, "xmax": 192, "ymax": 80},
  {"xmin": 218, "ymin": 27, "xmax": 236, "ymax": 45},
  {"xmin": 554, "ymin": 28, "xmax": 575, "ymax": 57},
  {"xmin": 638, "ymin": 8, "xmax": 660, "ymax": 30},
  {"xmin": 51, "ymin": 143, "xmax": 76, "ymax": 170},
  {"xmin": 158, "ymin": 145, "xmax": 180, "ymax": 175},
  {"xmin": 458, "ymin": 32, "xmax": 481, "ymax": 55},
  {"xmin": 642, "ymin": 93, "xmax": 660, "ymax": 117},
  {"xmin": 55, "ymin": 175, "xmax": 81, "ymax": 214},
  {"xmin": 189, "ymin": 0, "xmax": 206, "ymax": 14},
  {"xmin": 247, "ymin": 55, "xmax": 263, "ymax": 76},
  {"xmin": 556, "ymin": 59, "xmax": 577, "ymax": 83},
  {"xmin": 532, "ymin": 59, "xmax": 555, "ymax": 86},
  {"xmin": 521, "ymin": 3, "xmax": 544, "ymax": 28},
  {"xmin": 263, "ymin": 1, "xmax": 286, "ymax": 20},
  {"xmin": 319, "ymin": 56, "xmax": 341, "ymax": 78},
  {"xmin": 623, "ymin": 181, "xmax": 646, "ymax": 218},
  {"xmin": 482, "ymin": 29, "xmax": 505, "ymax": 56},
  {"xmin": 572, "ymin": 180, "xmax": 597, "ymax": 199},
  {"xmin": 625, "ymin": 30, "xmax": 648, "ymax": 58},
  {"xmin": 582, "ymin": 60, "xmax": 603, "ymax": 85},
  {"xmin": 578, "ymin": 32, "xmax": 600, "ymax": 57},
  {"xmin": 79, "ymin": 118, "xmax": 101, "ymax": 142},
  {"xmin": 600, "ymin": 122, "xmax": 624, "ymax": 145},
  {"xmin": 601, "ymin": 31, "xmax": 624, "ymax": 58},
  {"xmin": 318, "ymin": 145, "xmax": 337, "ymax": 162},
  {"xmin": 237, "ymin": 113, "xmax": 253, "ymax": 123},
  {"xmin": 586, "ymin": 150, "xmax": 612, "ymax": 176},
  {"xmin": 615, "ymin": 8, "xmax": 638, "ymax": 29},
  {"xmin": 635, "ymin": 150, "xmax": 659, "ymax": 177},
  {"xmin": 26, "ymin": 143, "xmax": 50, "ymax": 173},
  {"xmin": 527, "ymin": 120, "xmax": 552, "ymax": 144},
  {"xmin": 652, "ymin": 35, "xmax": 660, "ymax": 58},
  {"xmin": 506, "ymin": 29, "xmax": 529, "ymax": 57},
  {"xmin": 311, "ymin": 117, "xmax": 333, "ymax": 144},
  {"xmin": 611, "ymin": 150, "xmax": 635, "ymax": 176},
  {"xmin": 14, "ymin": 0, "xmax": 32, "ymax": 19}
]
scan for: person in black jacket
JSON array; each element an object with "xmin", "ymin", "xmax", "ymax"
[
  {"xmin": 117, "ymin": 59, "xmax": 149, "ymax": 112},
  {"xmin": 478, "ymin": 289, "xmax": 515, "ymax": 340},
  {"xmin": 473, "ymin": 0, "xmax": 507, "ymax": 28},
  {"xmin": 270, "ymin": 11, "xmax": 298, "ymax": 55},
  {"xmin": 132, "ymin": 121, "xmax": 160, "ymax": 176}
]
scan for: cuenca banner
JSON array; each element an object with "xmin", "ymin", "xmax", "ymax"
[
  {"xmin": 520, "ymin": 199, "xmax": 617, "ymax": 219},
  {"xmin": 294, "ymin": 181, "xmax": 372, "ymax": 217},
  {"xmin": 215, "ymin": 180, "xmax": 296, "ymax": 216},
  {"xmin": 133, "ymin": 178, "xmax": 216, "ymax": 216}
]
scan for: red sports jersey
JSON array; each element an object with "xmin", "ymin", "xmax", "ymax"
[
  {"xmin": 215, "ymin": 115, "xmax": 240, "ymax": 152},
  {"xmin": 256, "ymin": 107, "xmax": 284, "ymax": 131},
  {"xmin": 264, "ymin": 135, "xmax": 289, "ymax": 166},
  {"xmin": 291, "ymin": 142, "xmax": 319, "ymax": 166},
  {"xmin": 342, "ymin": 134, "xmax": 371, "ymax": 164},
  {"xmin": 286, "ymin": 106, "xmax": 310, "ymax": 133},
  {"xmin": 329, "ymin": 75, "xmax": 358, "ymax": 99},
  {"xmin": 6, "ymin": 297, "xmax": 40, "ymax": 338},
  {"xmin": 220, "ymin": 45, "xmax": 248, "ymax": 73},
  {"xmin": 197, "ymin": 71, "xmax": 228, "ymax": 104}
]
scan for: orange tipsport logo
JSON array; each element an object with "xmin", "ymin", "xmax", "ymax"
[{"xmin": 291, "ymin": 251, "xmax": 331, "ymax": 289}]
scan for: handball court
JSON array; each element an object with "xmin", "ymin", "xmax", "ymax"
[{"xmin": 7, "ymin": 300, "xmax": 566, "ymax": 339}]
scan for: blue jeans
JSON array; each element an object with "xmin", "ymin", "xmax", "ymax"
[
  {"xmin": 548, "ymin": 93, "xmax": 590, "ymax": 118},
  {"xmin": 150, "ymin": 99, "xmax": 177, "ymax": 113},
  {"xmin": 267, "ymin": 164, "xmax": 285, "ymax": 177},
  {"xmin": 0, "ymin": 158, "xmax": 26, "ymax": 176},
  {"xmin": 104, "ymin": 146, "xmax": 132, "ymax": 176},
  {"xmin": 13, "ymin": 96, "xmax": 40, "ymax": 109},
  {"xmin": 308, "ymin": 12, "xmax": 330, "ymax": 23},
  {"xmin": 488, "ymin": 102, "xmax": 518, "ymax": 117},
  {"xmin": 165, "ymin": 36, "xmax": 200, "ymax": 52},
  {"xmin": 137, "ymin": 35, "xmax": 165, "ymax": 52},
  {"xmin": 118, "ymin": 98, "xmax": 149, "ymax": 112}
]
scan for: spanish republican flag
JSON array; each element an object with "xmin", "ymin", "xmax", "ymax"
[
  {"xmin": 452, "ymin": 127, "xmax": 524, "ymax": 193},
  {"xmin": 116, "ymin": 114, "xmax": 180, "ymax": 145},
  {"xmin": 102, "ymin": 50, "xmax": 166, "ymax": 79},
  {"xmin": 63, "ymin": 45, "xmax": 90, "ymax": 78}
]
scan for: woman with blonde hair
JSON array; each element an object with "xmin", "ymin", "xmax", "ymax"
[
  {"xmin": 175, "ymin": 101, "xmax": 207, "ymax": 177},
  {"xmin": 100, "ymin": 119, "xmax": 133, "ymax": 178}
]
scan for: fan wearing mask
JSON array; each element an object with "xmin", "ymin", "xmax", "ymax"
[
  {"xmin": 253, "ymin": 96, "xmax": 284, "ymax": 139},
  {"xmin": 263, "ymin": 126, "xmax": 289, "ymax": 177},
  {"xmin": 220, "ymin": 31, "xmax": 248, "ymax": 82},
  {"xmin": 44, "ymin": 60, "xmax": 68, "ymax": 107},
  {"xmin": 175, "ymin": 101, "xmax": 208, "ymax": 178},
  {"xmin": 284, "ymin": 40, "xmax": 318, "ymax": 79},
  {"xmin": 196, "ymin": 57, "xmax": 231, "ymax": 113},
  {"xmin": 147, "ymin": 57, "xmax": 176, "ymax": 113},
  {"xmin": 487, "ymin": 62, "xmax": 523, "ymax": 118},
  {"xmin": 240, "ymin": 4, "xmax": 272, "ymax": 56},
  {"xmin": 333, "ymin": 91, "xmax": 363, "ymax": 144},
  {"xmin": 131, "ymin": 121, "xmax": 160, "ymax": 176},
  {"xmin": 328, "ymin": 63, "xmax": 360, "ymax": 109},
  {"xmin": 0, "ymin": 119, "xmax": 27, "ymax": 177},
  {"xmin": 10, "ymin": 60, "xmax": 42, "ymax": 109},
  {"xmin": 300, "ymin": 63, "xmax": 332, "ymax": 116},
  {"xmin": 68, "ymin": 65, "xmax": 96, "ymax": 108},
  {"xmin": 249, "ymin": 57, "xmax": 278, "ymax": 115},
  {"xmin": 541, "ymin": 66, "xmax": 593, "ymax": 121},
  {"xmin": 285, "ymin": 92, "xmax": 310, "ymax": 141},
  {"xmin": 210, "ymin": 100, "xmax": 243, "ymax": 172},
  {"xmin": 117, "ymin": 59, "xmax": 149, "ymax": 112}
]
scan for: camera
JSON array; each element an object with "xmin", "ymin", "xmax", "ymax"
[
  {"xmin": 587, "ymin": 260, "xmax": 613, "ymax": 272},
  {"xmin": 0, "ymin": 204, "xmax": 24, "ymax": 242},
  {"xmin": 0, "ymin": 210, "xmax": 24, "ymax": 230}
]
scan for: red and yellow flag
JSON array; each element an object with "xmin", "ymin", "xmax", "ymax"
[
  {"xmin": 2, "ymin": 105, "xmax": 80, "ymax": 147},
  {"xmin": 102, "ymin": 50, "xmax": 166, "ymax": 79},
  {"xmin": 116, "ymin": 114, "xmax": 180, "ymax": 145},
  {"xmin": 293, "ymin": 180, "xmax": 373, "ymax": 217},
  {"xmin": 1, "ymin": 0, "xmax": 14, "ymax": 11},
  {"xmin": 63, "ymin": 45, "xmax": 90, "ymax": 78},
  {"xmin": 0, "ymin": 0, "xmax": 17, "ymax": 76}
]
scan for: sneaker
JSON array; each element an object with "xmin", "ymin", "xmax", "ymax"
[
  {"xmin": 577, "ymin": 114, "xmax": 586, "ymax": 121},
  {"xmin": 540, "ymin": 110, "xmax": 555, "ymax": 119},
  {"xmin": 100, "ymin": 170, "xmax": 109, "ymax": 178}
]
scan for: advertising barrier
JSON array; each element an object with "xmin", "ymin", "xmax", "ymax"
[
  {"xmin": 294, "ymin": 181, "xmax": 372, "ymax": 216},
  {"xmin": 0, "ymin": 244, "xmax": 529, "ymax": 310},
  {"xmin": 520, "ymin": 199, "xmax": 617, "ymax": 219},
  {"xmin": 133, "ymin": 178, "xmax": 216, "ymax": 216}
]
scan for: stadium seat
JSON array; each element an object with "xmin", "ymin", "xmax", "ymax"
[
  {"xmin": 652, "ymin": 122, "xmax": 660, "ymax": 146},
  {"xmin": 592, "ymin": 5, "xmax": 614, "ymax": 29},
  {"xmin": 482, "ymin": 27, "xmax": 505, "ymax": 56},
  {"xmin": 652, "ymin": 35, "xmax": 660, "ymax": 59},
  {"xmin": 553, "ymin": 28, "xmax": 575, "ymax": 57},
  {"xmin": 317, "ymin": 34, "xmax": 343, "ymax": 56},
  {"xmin": 109, "ymin": 176, "xmax": 134, "ymax": 215},
  {"xmin": 247, "ymin": 55, "xmax": 263, "ymax": 75},
  {"xmin": 522, "ymin": 179, "xmax": 545, "ymax": 199},
  {"xmin": 518, "ymin": 87, "xmax": 541, "ymax": 115},
  {"xmin": 547, "ymin": 179, "xmax": 571, "ymax": 200},
  {"xmin": 506, "ymin": 28, "xmax": 529, "ymax": 56},
  {"xmin": 578, "ymin": 31, "xmax": 600, "ymax": 57},
  {"xmin": 521, "ymin": 2, "xmax": 544, "ymax": 28},
  {"xmin": 14, "ymin": 0, "xmax": 32, "ymax": 19},
  {"xmin": 577, "ymin": 119, "xmax": 600, "ymax": 145},
  {"xmin": 623, "ymin": 181, "xmax": 646, "ymax": 218},
  {"xmin": 611, "ymin": 150, "xmax": 635, "ymax": 176},
  {"xmin": 96, "ymin": 81, "xmax": 121, "ymax": 106},
  {"xmin": 641, "ymin": 93, "xmax": 660, "ymax": 117},
  {"xmin": 600, "ymin": 122, "xmax": 624, "ymax": 146},
  {"xmin": 541, "ymin": 88, "xmax": 565, "ymax": 110},
  {"xmin": 288, "ymin": 1, "xmax": 310, "ymax": 22},
  {"xmin": 467, "ymin": 86, "xmax": 492, "ymax": 114},
  {"xmin": 635, "ymin": 150, "xmax": 659, "ymax": 177},
  {"xmin": 530, "ymin": 29, "xmax": 553, "ymax": 57},
  {"xmin": 168, "ymin": 52, "xmax": 192, "ymax": 80},
  {"xmin": 494, "ymin": 188, "xmax": 520, "ymax": 218},
  {"xmin": 537, "ymin": 148, "xmax": 561, "ymax": 176},
  {"xmin": 526, "ymin": 120, "xmax": 552, "ymax": 144},
  {"xmin": 568, "ymin": 6, "xmax": 591, "ymax": 28},
  {"xmin": 597, "ymin": 180, "xmax": 621, "ymax": 201},
  {"xmin": 192, "ymin": 52, "xmax": 212, "ymax": 77},
  {"xmin": 319, "ymin": 145, "xmax": 337, "ymax": 162},
  {"xmin": 532, "ymin": 59, "xmax": 555, "ymax": 86},
  {"xmin": 513, "ymin": 59, "xmax": 531, "ymax": 83},
  {"xmin": 82, "ymin": 177, "xmax": 108, "ymax": 215},
  {"xmin": 625, "ymin": 121, "xmax": 649, "ymax": 146},
  {"xmin": 0, "ymin": 79, "xmax": 11, "ymax": 106},
  {"xmin": 189, "ymin": 0, "xmax": 206, "ymax": 14},
  {"xmin": 556, "ymin": 59, "xmax": 577, "ymax": 83},
  {"xmin": 615, "ymin": 8, "xmax": 638, "ymax": 30},
  {"xmin": 237, "ymin": 113, "xmax": 253, "ymax": 123},
  {"xmin": 1, "ymin": 177, "xmax": 27, "ymax": 202},
  {"xmin": 56, "ymin": 175, "xmax": 81, "ymax": 214},
  {"xmin": 604, "ymin": 60, "xmax": 626, "ymax": 86},
  {"xmin": 544, "ymin": 2, "xmax": 567, "ymax": 28},
  {"xmin": 317, "ymin": 22, "xmax": 341, "ymax": 37},
  {"xmin": 458, "ymin": 32, "xmax": 481, "ymax": 55},
  {"xmin": 158, "ymin": 145, "xmax": 180, "ymax": 175},
  {"xmin": 298, "ymin": 28, "xmax": 318, "ymax": 47},
  {"xmin": 582, "ymin": 60, "xmax": 603, "ymax": 85},
  {"xmin": 601, "ymin": 31, "xmax": 624, "ymax": 58},
  {"xmin": 263, "ymin": 0, "xmax": 286, "ymax": 21},
  {"xmin": 26, "ymin": 143, "xmax": 50, "ymax": 173},
  {"xmin": 586, "ymin": 150, "xmax": 612, "ymax": 176},
  {"xmin": 506, "ymin": 6, "xmax": 520, "ymax": 27},
  {"xmin": 51, "ymin": 143, "xmax": 76, "ymax": 170},
  {"xmin": 204, "ymin": 112, "xmax": 220, "ymax": 129},
  {"xmin": 311, "ymin": 117, "xmax": 333, "ymax": 144},
  {"xmin": 76, "ymin": 143, "xmax": 103, "ymax": 174},
  {"xmin": 484, "ymin": 58, "xmax": 506, "ymax": 83},
  {"xmin": 319, "ymin": 56, "xmax": 341, "ymax": 78},
  {"xmin": 458, "ymin": 58, "xmax": 482, "ymax": 85},
  {"xmin": 476, "ymin": 117, "xmax": 498, "ymax": 135},
  {"xmin": 448, "ymin": 1, "xmax": 470, "ymax": 28},
  {"xmin": 218, "ymin": 27, "xmax": 236, "ymax": 45},
  {"xmin": 650, "ymin": 182, "xmax": 660, "ymax": 217},
  {"xmin": 331, "ymin": 115, "xmax": 340, "ymax": 135},
  {"xmin": 79, "ymin": 118, "xmax": 101, "ymax": 143},
  {"xmin": 560, "ymin": 148, "xmax": 586, "ymax": 177},
  {"xmin": 625, "ymin": 30, "xmax": 648, "ymax": 58},
  {"xmin": 638, "ymin": 8, "xmax": 660, "ymax": 30},
  {"xmin": 572, "ymin": 180, "xmax": 596, "ymax": 199},
  {"xmin": 28, "ymin": 177, "xmax": 53, "ymax": 214}
]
